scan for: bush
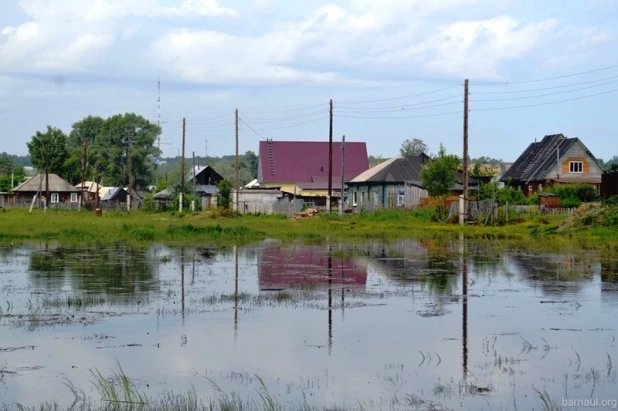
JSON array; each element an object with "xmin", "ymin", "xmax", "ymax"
[
  {"xmin": 546, "ymin": 184, "xmax": 598, "ymax": 203},
  {"xmin": 560, "ymin": 197, "xmax": 581, "ymax": 208},
  {"xmin": 478, "ymin": 182, "xmax": 526, "ymax": 206},
  {"xmin": 142, "ymin": 193, "xmax": 157, "ymax": 213}
]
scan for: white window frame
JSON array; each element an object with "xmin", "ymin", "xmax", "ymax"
[
  {"xmin": 397, "ymin": 194, "xmax": 405, "ymax": 207},
  {"xmin": 70, "ymin": 193, "xmax": 78, "ymax": 203},
  {"xmin": 360, "ymin": 191, "xmax": 365, "ymax": 203},
  {"xmin": 50, "ymin": 193, "xmax": 59, "ymax": 204},
  {"xmin": 352, "ymin": 191, "xmax": 358, "ymax": 206},
  {"xmin": 569, "ymin": 161, "xmax": 583, "ymax": 174}
]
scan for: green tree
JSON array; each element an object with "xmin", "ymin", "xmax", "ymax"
[
  {"xmin": 244, "ymin": 150, "xmax": 259, "ymax": 179},
  {"xmin": 27, "ymin": 126, "xmax": 69, "ymax": 177},
  {"xmin": 419, "ymin": 144, "xmax": 460, "ymax": 220},
  {"xmin": 400, "ymin": 138, "xmax": 428, "ymax": 157},
  {"xmin": 368, "ymin": 155, "xmax": 388, "ymax": 167},
  {"xmin": 217, "ymin": 179, "xmax": 233, "ymax": 209},
  {"xmin": 0, "ymin": 154, "xmax": 25, "ymax": 192},
  {"xmin": 97, "ymin": 113, "xmax": 161, "ymax": 188},
  {"xmin": 65, "ymin": 116, "xmax": 106, "ymax": 185}
]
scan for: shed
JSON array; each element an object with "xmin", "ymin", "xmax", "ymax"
[{"xmin": 539, "ymin": 192, "xmax": 560, "ymax": 208}]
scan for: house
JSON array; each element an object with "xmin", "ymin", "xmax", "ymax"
[
  {"xmin": 74, "ymin": 181, "xmax": 102, "ymax": 205},
  {"xmin": 100, "ymin": 187, "xmax": 129, "ymax": 208},
  {"xmin": 500, "ymin": 134, "xmax": 604, "ymax": 196},
  {"xmin": 347, "ymin": 154, "xmax": 479, "ymax": 209},
  {"xmin": 601, "ymin": 173, "xmax": 618, "ymax": 199},
  {"xmin": 153, "ymin": 187, "xmax": 174, "ymax": 211},
  {"xmin": 10, "ymin": 173, "xmax": 80, "ymax": 208},
  {"xmin": 187, "ymin": 165, "xmax": 223, "ymax": 209},
  {"xmin": 256, "ymin": 140, "xmax": 369, "ymax": 207},
  {"xmin": 347, "ymin": 155, "xmax": 429, "ymax": 209}
]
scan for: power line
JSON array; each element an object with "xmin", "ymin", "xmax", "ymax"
[
  {"xmin": 471, "ymin": 79, "xmax": 618, "ymax": 102},
  {"xmin": 337, "ymin": 95, "xmax": 462, "ymax": 110},
  {"xmin": 190, "ymin": 112, "xmax": 235, "ymax": 122},
  {"xmin": 472, "ymin": 74, "xmax": 618, "ymax": 94},
  {"xmin": 337, "ymin": 84, "xmax": 463, "ymax": 104},
  {"xmin": 472, "ymin": 88, "xmax": 618, "ymax": 111},
  {"xmin": 250, "ymin": 116, "xmax": 328, "ymax": 131},
  {"xmin": 473, "ymin": 63, "xmax": 618, "ymax": 86},
  {"xmin": 239, "ymin": 110, "xmax": 327, "ymax": 123},
  {"xmin": 240, "ymin": 103, "xmax": 326, "ymax": 114},
  {"xmin": 336, "ymin": 101, "xmax": 461, "ymax": 114},
  {"xmin": 337, "ymin": 110, "xmax": 462, "ymax": 119}
]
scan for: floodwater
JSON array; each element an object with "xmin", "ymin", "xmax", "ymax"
[{"xmin": 1, "ymin": 239, "xmax": 617, "ymax": 410}]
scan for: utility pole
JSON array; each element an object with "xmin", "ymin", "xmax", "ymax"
[
  {"xmin": 157, "ymin": 77, "xmax": 161, "ymax": 152},
  {"xmin": 127, "ymin": 130, "xmax": 133, "ymax": 212},
  {"xmin": 44, "ymin": 146, "xmax": 49, "ymax": 212},
  {"xmin": 328, "ymin": 99, "xmax": 333, "ymax": 213},
  {"xmin": 461, "ymin": 79, "xmax": 469, "ymax": 225},
  {"xmin": 180, "ymin": 117, "xmax": 186, "ymax": 212},
  {"xmin": 192, "ymin": 151, "xmax": 196, "ymax": 211},
  {"xmin": 339, "ymin": 135, "xmax": 346, "ymax": 216},
  {"xmin": 80, "ymin": 139, "xmax": 88, "ymax": 210},
  {"xmin": 235, "ymin": 109, "xmax": 239, "ymax": 212}
]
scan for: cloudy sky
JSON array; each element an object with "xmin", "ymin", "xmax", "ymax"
[{"xmin": 1, "ymin": 0, "xmax": 617, "ymax": 161}]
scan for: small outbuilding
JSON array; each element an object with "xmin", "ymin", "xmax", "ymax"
[{"xmin": 539, "ymin": 192, "xmax": 560, "ymax": 209}]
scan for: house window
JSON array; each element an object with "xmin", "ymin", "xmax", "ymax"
[
  {"xmin": 569, "ymin": 161, "xmax": 583, "ymax": 173},
  {"xmin": 360, "ymin": 191, "xmax": 365, "ymax": 203},
  {"xmin": 50, "ymin": 193, "xmax": 59, "ymax": 204},
  {"xmin": 70, "ymin": 193, "xmax": 78, "ymax": 203},
  {"xmin": 528, "ymin": 185, "xmax": 533, "ymax": 193},
  {"xmin": 352, "ymin": 191, "xmax": 358, "ymax": 206},
  {"xmin": 397, "ymin": 189, "xmax": 405, "ymax": 207}
]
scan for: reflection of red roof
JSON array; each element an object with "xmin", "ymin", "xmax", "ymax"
[
  {"xmin": 258, "ymin": 247, "xmax": 367, "ymax": 290},
  {"xmin": 258, "ymin": 141, "xmax": 369, "ymax": 184}
]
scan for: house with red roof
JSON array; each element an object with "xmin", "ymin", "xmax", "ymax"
[{"xmin": 256, "ymin": 140, "xmax": 369, "ymax": 207}]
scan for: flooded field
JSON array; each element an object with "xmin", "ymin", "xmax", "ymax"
[{"xmin": 1, "ymin": 239, "xmax": 617, "ymax": 410}]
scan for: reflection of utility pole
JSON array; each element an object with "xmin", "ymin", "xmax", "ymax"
[
  {"xmin": 328, "ymin": 248, "xmax": 333, "ymax": 355},
  {"xmin": 181, "ymin": 248, "xmax": 185, "ymax": 326},
  {"xmin": 234, "ymin": 245, "xmax": 239, "ymax": 342},
  {"xmin": 461, "ymin": 235, "xmax": 468, "ymax": 378},
  {"xmin": 341, "ymin": 253, "xmax": 345, "ymax": 322}
]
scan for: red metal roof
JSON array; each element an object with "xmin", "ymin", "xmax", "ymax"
[{"xmin": 258, "ymin": 141, "xmax": 369, "ymax": 184}]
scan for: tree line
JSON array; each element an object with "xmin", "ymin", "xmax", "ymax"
[{"xmin": 25, "ymin": 113, "xmax": 161, "ymax": 192}]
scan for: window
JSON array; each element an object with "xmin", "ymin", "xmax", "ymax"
[
  {"xmin": 397, "ymin": 189, "xmax": 405, "ymax": 207},
  {"xmin": 360, "ymin": 191, "xmax": 365, "ymax": 203},
  {"xmin": 569, "ymin": 161, "xmax": 583, "ymax": 173},
  {"xmin": 352, "ymin": 191, "xmax": 358, "ymax": 206},
  {"xmin": 528, "ymin": 186, "xmax": 533, "ymax": 193},
  {"xmin": 70, "ymin": 193, "xmax": 78, "ymax": 203},
  {"xmin": 50, "ymin": 193, "xmax": 59, "ymax": 204}
]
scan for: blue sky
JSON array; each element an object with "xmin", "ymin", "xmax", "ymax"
[{"xmin": 1, "ymin": 0, "xmax": 617, "ymax": 161}]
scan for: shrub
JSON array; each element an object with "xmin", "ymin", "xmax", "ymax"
[
  {"xmin": 142, "ymin": 193, "xmax": 157, "ymax": 213},
  {"xmin": 560, "ymin": 197, "xmax": 581, "ymax": 208}
]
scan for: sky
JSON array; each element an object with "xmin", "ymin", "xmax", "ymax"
[{"xmin": 1, "ymin": 0, "xmax": 618, "ymax": 161}]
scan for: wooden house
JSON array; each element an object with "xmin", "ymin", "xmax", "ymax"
[
  {"xmin": 256, "ymin": 140, "xmax": 369, "ymax": 207},
  {"xmin": 187, "ymin": 165, "xmax": 223, "ymax": 209},
  {"xmin": 347, "ymin": 154, "xmax": 478, "ymax": 210},
  {"xmin": 500, "ymin": 134, "xmax": 604, "ymax": 196},
  {"xmin": 10, "ymin": 173, "xmax": 79, "ymax": 208}
]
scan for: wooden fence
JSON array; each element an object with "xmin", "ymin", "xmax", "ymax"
[
  {"xmin": 448, "ymin": 201, "xmax": 577, "ymax": 221},
  {"xmin": 236, "ymin": 200, "xmax": 305, "ymax": 216}
]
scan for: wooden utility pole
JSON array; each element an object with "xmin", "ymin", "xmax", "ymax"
[
  {"xmin": 80, "ymin": 139, "xmax": 88, "ymax": 210},
  {"xmin": 235, "ymin": 109, "xmax": 239, "ymax": 212},
  {"xmin": 192, "ymin": 151, "xmax": 196, "ymax": 211},
  {"xmin": 180, "ymin": 117, "xmax": 186, "ymax": 212},
  {"xmin": 127, "ymin": 130, "xmax": 133, "ymax": 212},
  {"xmin": 44, "ymin": 147, "xmax": 49, "ymax": 212},
  {"xmin": 462, "ymin": 79, "xmax": 469, "ymax": 225},
  {"xmin": 339, "ymin": 135, "xmax": 346, "ymax": 216},
  {"xmin": 328, "ymin": 99, "xmax": 333, "ymax": 213}
]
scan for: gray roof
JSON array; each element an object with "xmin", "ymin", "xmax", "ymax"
[
  {"xmin": 13, "ymin": 173, "xmax": 79, "ymax": 193},
  {"xmin": 500, "ymin": 134, "xmax": 603, "ymax": 183},
  {"xmin": 153, "ymin": 187, "xmax": 174, "ymax": 200},
  {"xmin": 350, "ymin": 155, "xmax": 429, "ymax": 183},
  {"xmin": 195, "ymin": 185, "xmax": 218, "ymax": 195},
  {"xmin": 101, "ymin": 187, "xmax": 126, "ymax": 201}
]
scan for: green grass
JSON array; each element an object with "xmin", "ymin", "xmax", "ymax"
[{"xmin": 0, "ymin": 207, "xmax": 616, "ymax": 246}]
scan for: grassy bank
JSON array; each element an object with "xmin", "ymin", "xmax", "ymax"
[{"xmin": 0, "ymin": 207, "xmax": 615, "ymax": 246}]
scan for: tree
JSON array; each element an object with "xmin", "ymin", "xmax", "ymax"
[
  {"xmin": 244, "ymin": 150, "xmax": 259, "ymax": 180},
  {"xmin": 400, "ymin": 139, "xmax": 428, "ymax": 157},
  {"xmin": 419, "ymin": 144, "xmax": 460, "ymax": 220},
  {"xmin": 368, "ymin": 155, "xmax": 388, "ymax": 167},
  {"xmin": 65, "ymin": 116, "xmax": 106, "ymax": 186},
  {"xmin": 97, "ymin": 113, "xmax": 161, "ymax": 188},
  {"xmin": 470, "ymin": 163, "xmax": 497, "ymax": 178},
  {"xmin": 217, "ymin": 179, "xmax": 233, "ymax": 209},
  {"xmin": 0, "ymin": 154, "xmax": 25, "ymax": 192},
  {"xmin": 27, "ymin": 126, "xmax": 69, "ymax": 205}
]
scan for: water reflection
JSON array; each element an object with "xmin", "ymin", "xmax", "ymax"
[
  {"xmin": 257, "ymin": 246, "xmax": 368, "ymax": 290},
  {"xmin": 28, "ymin": 243, "xmax": 159, "ymax": 298}
]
